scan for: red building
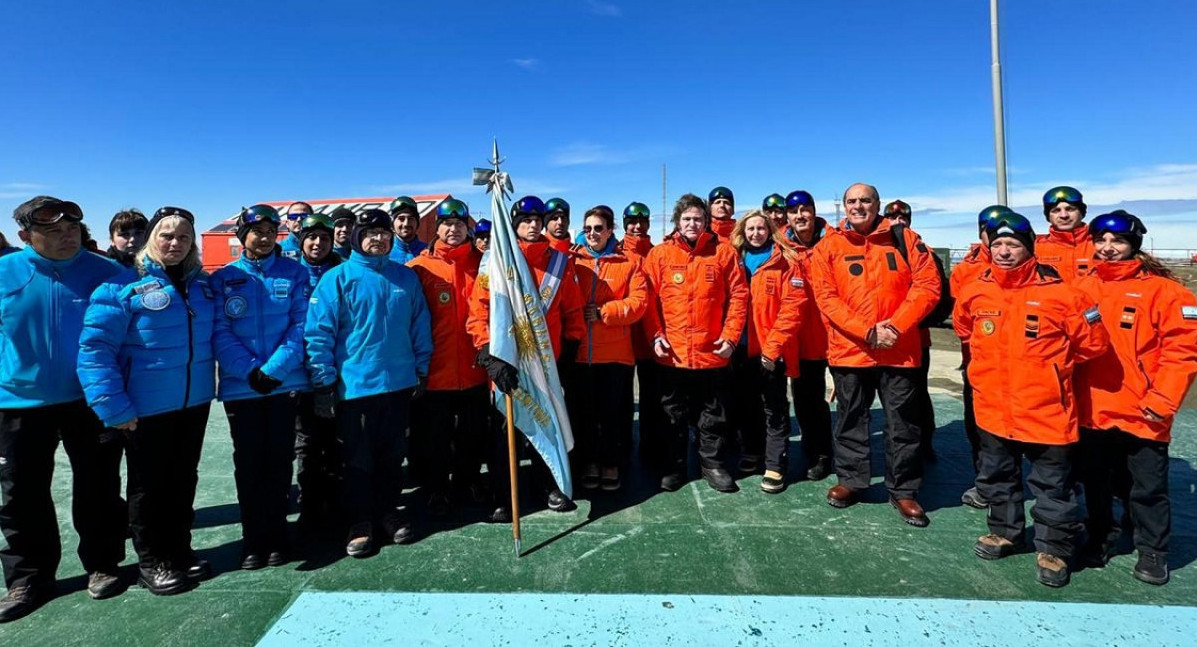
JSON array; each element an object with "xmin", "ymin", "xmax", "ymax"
[{"xmin": 200, "ymin": 194, "xmax": 457, "ymax": 271}]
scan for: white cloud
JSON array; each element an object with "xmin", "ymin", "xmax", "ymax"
[
  {"xmin": 583, "ymin": 0, "xmax": 622, "ymax": 17},
  {"xmin": 942, "ymin": 166, "xmax": 1030, "ymax": 177},
  {"xmin": 0, "ymin": 182, "xmax": 49, "ymax": 199},
  {"xmin": 373, "ymin": 178, "xmax": 482, "ymax": 196},
  {"xmin": 510, "ymin": 58, "xmax": 540, "ymax": 71},
  {"xmin": 549, "ymin": 142, "xmax": 629, "ymax": 167}
]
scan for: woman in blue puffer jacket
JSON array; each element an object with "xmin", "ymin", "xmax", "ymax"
[
  {"xmin": 77, "ymin": 206, "xmax": 217, "ymax": 597},
  {"xmin": 211, "ymin": 204, "xmax": 310, "ymax": 570}
]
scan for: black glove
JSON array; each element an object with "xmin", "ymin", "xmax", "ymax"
[
  {"xmin": 770, "ymin": 357, "xmax": 786, "ymax": 375},
  {"xmin": 413, "ymin": 374, "xmax": 428, "ymax": 399},
  {"xmin": 313, "ymin": 386, "xmax": 337, "ymax": 419},
  {"xmin": 249, "ymin": 367, "xmax": 283, "ymax": 395},
  {"xmin": 477, "ymin": 344, "xmax": 520, "ymax": 395}
]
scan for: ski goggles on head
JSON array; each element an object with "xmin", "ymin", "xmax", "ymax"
[
  {"xmin": 237, "ymin": 205, "xmax": 276, "ymax": 226},
  {"xmin": 708, "ymin": 186, "xmax": 734, "ymax": 204},
  {"xmin": 299, "ymin": 214, "xmax": 334, "ymax": 234},
  {"xmin": 623, "ymin": 202, "xmax": 651, "ymax": 219},
  {"xmin": 28, "ymin": 206, "xmax": 83, "ymax": 227},
  {"xmin": 156, "ymin": 206, "xmax": 196, "ymax": 224},
  {"xmin": 1089, "ymin": 210, "xmax": 1146, "ymax": 239},
  {"xmin": 977, "ymin": 205, "xmax": 1011, "ymax": 226},
  {"xmin": 437, "ymin": 199, "xmax": 469, "ymax": 220},
  {"xmin": 762, "ymin": 194, "xmax": 786, "ymax": 211},
  {"xmin": 389, "ymin": 196, "xmax": 419, "ymax": 216},
  {"xmin": 785, "ymin": 190, "xmax": 815, "ymax": 209},
  {"xmin": 1043, "ymin": 186, "xmax": 1083, "ymax": 206},
  {"xmin": 884, "ymin": 200, "xmax": 912, "ymax": 219},
  {"xmin": 985, "ymin": 212, "xmax": 1034, "ymax": 238},
  {"xmin": 511, "ymin": 196, "xmax": 545, "ymax": 217}
]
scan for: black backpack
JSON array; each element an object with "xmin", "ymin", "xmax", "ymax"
[{"xmin": 890, "ymin": 223, "xmax": 954, "ymax": 328}]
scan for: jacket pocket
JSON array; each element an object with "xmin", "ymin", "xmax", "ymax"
[{"xmin": 1052, "ymin": 362, "xmax": 1067, "ymax": 409}]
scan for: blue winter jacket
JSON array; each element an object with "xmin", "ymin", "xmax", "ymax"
[
  {"xmin": 388, "ymin": 237, "xmax": 427, "ymax": 265},
  {"xmin": 77, "ymin": 261, "xmax": 218, "ymax": 427},
  {"xmin": 278, "ymin": 232, "xmax": 303, "ymax": 261},
  {"xmin": 211, "ymin": 253, "xmax": 311, "ymax": 402},
  {"xmin": 332, "ymin": 244, "xmax": 351, "ymax": 260},
  {"xmin": 0, "ymin": 248, "xmax": 122, "ymax": 409},
  {"xmin": 299, "ymin": 253, "xmax": 342, "ymax": 291},
  {"xmin": 304, "ymin": 251, "xmax": 432, "ymax": 401}
]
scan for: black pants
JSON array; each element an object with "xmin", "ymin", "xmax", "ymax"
[
  {"xmin": 0, "ymin": 401, "xmax": 125, "ymax": 589},
  {"xmin": 829, "ymin": 366, "xmax": 923, "ymax": 499},
  {"xmin": 485, "ymin": 396, "xmax": 567, "ymax": 506},
  {"xmin": 225, "ymin": 393, "xmax": 297, "ymax": 555},
  {"xmin": 793, "ymin": 359, "xmax": 833, "ymax": 464},
  {"xmin": 1078, "ymin": 427, "xmax": 1170, "ymax": 556},
  {"xmin": 962, "ymin": 372, "xmax": 981, "ymax": 475},
  {"xmin": 409, "ymin": 385, "xmax": 489, "ymax": 496},
  {"xmin": 730, "ymin": 347, "xmax": 790, "ymax": 472},
  {"xmin": 914, "ymin": 346, "xmax": 937, "ymax": 450},
  {"xmin": 125, "ymin": 404, "xmax": 210, "ymax": 569},
  {"xmin": 295, "ymin": 391, "xmax": 342, "ymax": 520},
  {"xmin": 337, "ymin": 390, "xmax": 411, "ymax": 527},
  {"xmin": 573, "ymin": 363, "xmax": 634, "ymax": 468},
  {"xmin": 976, "ymin": 430, "xmax": 1084, "ymax": 558},
  {"xmin": 635, "ymin": 360, "xmax": 668, "ymax": 467},
  {"xmin": 659, "ymin": 366, "xmax": 733, "ymax": 472}
]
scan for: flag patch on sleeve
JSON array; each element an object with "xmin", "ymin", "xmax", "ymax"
[
  {"xmin": 1083, "ymin": 306, "xmax": 1101, "ymax": 324},
  {"xmin": 1182, "ymin": 306, "xmax": 1197, "ymax": 320}
]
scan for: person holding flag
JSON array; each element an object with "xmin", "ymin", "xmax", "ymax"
[{"xmin": 467, "ymin": 193, "xmax": 584, "ymax": 524}]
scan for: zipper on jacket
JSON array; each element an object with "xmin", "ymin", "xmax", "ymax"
[
  {"xmin": 1051, "ymin": 362, "xmax": 1066, "ymax": 409},
  {"xmin": 1138, "ymin": 360, "xmax": 1153, "ymax": 391},
  {"xmin": 183, "ymin": 285, "xmax": 195, "ymax": 409},
  {"xmin": 50, "ymin": 268, "xmax": 60, "ymax": 387}
]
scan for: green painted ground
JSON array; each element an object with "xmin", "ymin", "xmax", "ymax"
[{"xmin": 2, "ymin": 389, "xmax": 1195, "ymax": 646}]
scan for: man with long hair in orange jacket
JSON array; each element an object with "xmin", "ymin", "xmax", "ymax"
[
  {"xmin": 808, "ymin": 183, "xmax": 941, "ymax": 527},
  {"xmin": 955, "ymin": 211, "xmax": 1108, "ymax": 588}
]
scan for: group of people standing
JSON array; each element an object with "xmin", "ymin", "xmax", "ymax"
[{"xmin": 0, "ymin": 181, "xmax": 1193, "ymax": 623}]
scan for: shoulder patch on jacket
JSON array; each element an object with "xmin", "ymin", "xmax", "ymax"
[
  {"xmin": 1036, "ymin": 264, "xmax": 1062, "ymax": 279},
  {"xmin": 1083, "ymin": 306, "xmax": 1101, "ymax": 324},
  {"xmin": 1182, "ymin": 305, "xmax": 1197, "ymax": 320},
  {"xmin": 789, "ymin": 277, "xmax": 804, "ymax": 288}
]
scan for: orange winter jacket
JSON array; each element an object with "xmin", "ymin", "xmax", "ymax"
[
  {"xmin": 954, "ymin": 259, "xmax": 1109, "ymax": 445},
  {"xmin": 711, "ymin": 218, "xmax": 736, "ymax": 244},
  {"xmin": 1074, "ymin": 260, "xmax": 1197, "ymax": 442},
  {"xmin": 641, "ymin": 231, "xmax": 749, "ymax": 370},
  {"xmin": 1035, "ymin": 226, "xmax": 1095, "ymax": 283},
  {"xmin": 549, "ymin": 236, "xmax": 572, "ymax": 254},
  {"xmin": 786, "ymin": 220, "xmax": 831, "ymax": 361},
  {"xmin": 741, "ymin": 245, "xmax": 806, "ymax": 372},
  {"xmin": 408, "ymin": 242, "xmax": 488, "ymax": 391},
  {"xmin": 620, "ymin": 235, "xmax": 656, "ymax": 361},
  {"xmin": 808, "ymin": 218, "xmax": 941, "ymax": 368},
  {"xmin": 571, "ymin": 244, "xmax": 650, "ymax": 366},
  {"xmin": 466, "ymin": 237, "xmax": 586, "ymax": 359}
]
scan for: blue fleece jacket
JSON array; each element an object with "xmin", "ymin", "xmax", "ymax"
[{"xmin": 388, "ymin": 237, "xmax": 427, "ymax": 265}]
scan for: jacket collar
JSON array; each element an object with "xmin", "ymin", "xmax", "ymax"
[
  {"xmin": 240, "ymin": 250, "xmax": 277, "ymax": 272},
  {"xmin": 666, "ymin": 230, "xmax": 717, "ymax": 254},
  {"xmin": 429, "ymin": 240, "xmax": 479, "ymax": 263},
  {"xmin": 23, "ymin": 246, "xmax": 87, "ymax": 272},
  {"xmin": 1045, "ymin": 225, "xmax": 1092, "ymax": 246},
  {"xmin": 1092, "ymin": 258, "xmax": 1144, "ymax": 281},
  {"xmin": 350, "ymin": 249, "xmax": 390, "ymax": 270},
  {"xmin": 986, "ymin": 258, "xmax": 1048, "ymax": 289}
]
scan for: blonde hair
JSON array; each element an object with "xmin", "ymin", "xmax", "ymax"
[
  {"xmin": 136, "ymin": 215, "xmax": 201, "ymax": 276},
  {"xmin": 731, "ymin": 210, "xmax": 796, "ymax": 263}
]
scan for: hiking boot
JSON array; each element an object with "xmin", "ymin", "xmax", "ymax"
[
  {"xmin": 87, "ymin": 571, "xmax": 123, "ymax": 600},
  {"xmin": 580, "ymin": 463, "xmax": 601, "ymax": 490},
  {"xmin": 240, "ymin": 554, "xmax": 266, "ymax": 570},
  {"xmin": 1036, "ymin": 553, "xmax": 1070, "ymax": 588},
  {"xmin": 267, "ymin": 551, "xmax": 289, "ymax": 567},
  {"xmin": 546, "ymin": 489, "xmax": 576, "ymax": 512},
  {"xmin": 660, "ymin": 472, "xmax": 686, "ymax": 492},
  {"xmin": 0, "ymin": 584, "xmax": 50, "ymax": 623},
  {"xmin": 891, "ymin": 497, "xmax": 929, "ymax": 528},
  {"xmin": 974, "ymin": 534, "xmax": 1023, "ymax": 560},
  {"xmin": 489, "ymin": 506, "xmax": 512, "ymax": 524},
  {"xmin": 384, "ymin": 513, "xmax": 415, "ymax": 545},
  {"xmin": 960, "ymin": 487, "xmax": 988, "ymax": 510},
  {"xmin": 182, "ymin": 556, "xmax": 211, "ymax": 581},
  {"xmin": 760, "ymin": 470, "xmax": 786, "ymax": 494},
  {"xmin": 701, "ymin": 467, "xmax": 738, "ymax": 493},
  {"xmin": 1133, "ymin": 552, "xmax": 1169, "ymax": 586},
  {"xmin": 599, "ymin": 467, "xmax": 621, "ymax": 492},
  {"xmin": 345, "ymin": 523, "xmax": 374, "ymax": 557},
  {"xmin": 826, "ymin": 484, "xmax": 859, "ymax": 508},
  {"xmin": 805, "ymin": 456, "xmax": 832, "ymax": 481},
  {"xmin": 139, "ymin": 563, "xmax": 189, "ymax": 596}
]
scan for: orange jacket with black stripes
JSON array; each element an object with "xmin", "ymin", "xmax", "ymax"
[
  {"xmin": 784, "ymin": 219, "xmax": 831, "ymax": 363},
  {"xmin": 571, "ymin": 244, "xmax": 650, "ymax": 366},
  {"xmin": 807, "ymin": 217, "xmax": 941, "ymax": 368},
  {"xmin": 619, "ymin": 234, "xmax": 656, "ymax": 361},
  {"xmin": 1074, "ymin": 260, "xmax": 1197, "ymax": 442},
  {"xmin": 1035, "ymin": 225, "xmax": 1096, "ymax": 283},
  {"xmin": 954, "ymin": 259, "xmax": 1109, "ymax": 445}
]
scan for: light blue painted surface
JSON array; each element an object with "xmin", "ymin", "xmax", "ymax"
[{"xmin": 259, "ymin": 592, "xmax": 1197, "ymax": 646}]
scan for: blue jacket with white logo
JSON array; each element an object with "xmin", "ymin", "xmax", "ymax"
[
  {"xmin": 299, "ymin": 253, "xmax": 342, "ymax": 291},
  {"xmin": 0, "ymin": 248, "xmax": 123, "ymax": 409},
  {"xmin": 388, "ymin": 237, "xmax": 427, "ymax": 265},
  {"xmin": 211, "ymin": 253, "xmax": 311, "ymax": 401},
  {"xmin": 278, "ymin": 232, "xmax": 303, "ymax": 261},
  {"xmin": 77, "ymin": 261, "xmax": 218, "ymax": 427},
  {"xmin": 304, "ymin": 251, "xmax": 432, "ymax": 401}
]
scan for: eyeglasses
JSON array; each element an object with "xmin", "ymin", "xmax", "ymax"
[
  {"xmin": 238, "ymin": 205, "xmax": 277, "ymax": 226},
  {"xmin": 1089, "ymin": 211, "xmax": 1146, "ymax": 239},
  {"xmin": 785, "ymin": 191, "xmax": 815, "ymax": 209},
  {"xmin": 1043, "ymin": 186, "xmax": 1083, "ymax": 206},
  {"xmin": 362, "ymin": 229, "xmax": 393, "ymax": 240},
  {"xmin": 623, "ymin": 202, "xmax": 650, "ymax": 219},
  {"xmin": 155, "ymin": 206, "xmax": 196, "ymax": 223},
  {"xmin": 583, "ymin": 224, "xmax": 606, "ymax": 233}
]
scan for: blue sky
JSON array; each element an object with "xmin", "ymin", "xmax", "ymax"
[{"xmin": 3, "ymin": 1, "xmax": 1196, "ymax": 252}]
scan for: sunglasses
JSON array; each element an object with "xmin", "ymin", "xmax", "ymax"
[
  {"xmin": 1090, "ymin": 212, "xmax": 1146, "ymax": 238},
  {"xmin": 156, "ymin": 206, "xmax": 196, "ymax": 223},
  {"xmin": 583, "ymin": 224, "xmax": 607, "ymax": 233},
  {"xmin": 1043, "ymin": 186, "xmax": 1083, "ymax": 205},
  {"xmin": 238, "ymin": 205, "xmax": 277, "ymax": 226}
]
